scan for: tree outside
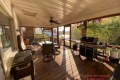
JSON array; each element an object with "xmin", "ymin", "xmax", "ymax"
[{"xmin": 86, "ymin": 16, "xmax": 120, "ymax": 46}]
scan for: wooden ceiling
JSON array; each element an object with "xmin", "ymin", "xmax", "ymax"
[{"xmin": 12, "ymin": 0, "xmax": 120, "ymax": 28}]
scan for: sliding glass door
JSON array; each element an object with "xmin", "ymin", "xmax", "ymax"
[
  {"xmin": 59, "ymin": 26, "xmax": 64, "ymax": 46},
  {"xmin": 65, "ymin": 27, "xmax": 70, "ymax": 47}
]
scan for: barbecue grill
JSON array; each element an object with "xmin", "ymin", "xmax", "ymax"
[{"xmin": 79, "ymin": 37, "xmax": 98, "ymax": 60}]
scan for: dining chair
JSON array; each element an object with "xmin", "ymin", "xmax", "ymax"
[{"xmin": 42, "ymin": 43, "xmax": 54, "ymax": 62}]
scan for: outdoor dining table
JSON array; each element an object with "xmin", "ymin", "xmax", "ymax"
[
  {"xmin": 38, "ymin": 41, "xmax": 57, "ymax": 46},
  {"xmin": 38, "ymin": 41, "xmax": 58, "ymax": 62},
  {"xmin": 39, "ymin": 40, "xmax": 60, "ymax": 54}
]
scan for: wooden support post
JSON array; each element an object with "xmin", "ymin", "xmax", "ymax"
[
  {"xmin": 51, "ymin": 28, "xmax": 54, "ymax": 53},
  {"xmin": 70, "ymin": 25, "xmax": 72, "ymax": 48},
  {"xmin": 81, "ymin": 21, "xmax": 87, "ymax": 37},
  {"xmin": 57, "ymin": 27, "xmax": 60, "ymax": 47},
  {"xmin": 64, "ymin": 26, "xmax": 65, "ymax": 46},
  {"xmin": 51, "ymin": 28, "xmax": 53, "ymax": 43},
  {"xmin": 42, "ymin": 28, "xmax": 45, "ymax": 40}
]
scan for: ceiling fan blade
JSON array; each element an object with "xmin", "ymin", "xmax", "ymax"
[
  {"xmin": 53, "ymin": 21, "xmax": 60, "ymax": 25},
  {"xmin": 53, "ymin": 20, "xmax": 57, "ymax": 23},
  {"xmin": 49, "ymin": 19, "xmax": 53, "ymax": 23},
  {"xmin": 49, "ymin": 17, "xmax": 60, "ymax": 25},
  {"xmin": 50, "ymin": 17, "xmax": 53, "ymax": 20}
]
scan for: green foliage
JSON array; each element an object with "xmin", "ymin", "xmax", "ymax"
[
  {"xmin": 34, "ymin": 34, "xmax": 44, "ymax": 39},
  {"xmin": 87, "ymin": 16, "xmax": 120, "ymax": 45},
  {"xmin": 71, "ymin": 26, "xmax": 82, "ymax": 40},
  {"xmin": 73, "ymin": 29, "xmax": 81, "ymax": 40}
]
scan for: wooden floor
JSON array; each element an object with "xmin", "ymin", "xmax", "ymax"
[{"xmin": 33, "ymin": 46, "xmax": 114, "ymax": 80}]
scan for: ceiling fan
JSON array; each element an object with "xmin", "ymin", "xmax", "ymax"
[{"xmin": 49, "ymin": 17, "xmax": 60, "ymax": 25}]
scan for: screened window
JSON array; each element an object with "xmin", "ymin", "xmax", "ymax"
[
  {"xmin": 0, "ymin": 26, "xmax": 11, "ymax": 48},
  {"xmin": 34, "ymin": 28, "xmax": 44, "ymax": 39}
]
